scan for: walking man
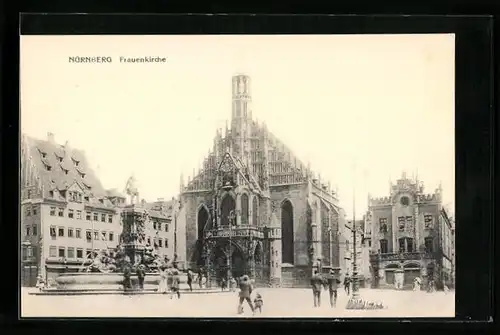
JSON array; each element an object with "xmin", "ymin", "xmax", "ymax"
[
  {"xmin": 327, "ymin": 269, "xmax": 341, "ymax": 308},
  {"xmin": 170, "ymin": 268, "xmax": 181, "ymax": 299},
  {"xmin": 344, "ymin": 273, "xmax": 351, "ymax": 295},
  {"xmin": 310, "ymin": 270, "xmax": 323, "ymax": 308},
  {"xmin": 123, "ymin": 262, "xmax": 132, "ymax": 290},
  {"xmin": 237, "ymin": 275, "xmax": 255, "ymax": 315},
  {"xmin": 136, "ymin": 264, "xmax": 146, "ymax": 290},
  {"xmin": 187, "ymin": 269, "xmax": 193, "ymax": 292}
]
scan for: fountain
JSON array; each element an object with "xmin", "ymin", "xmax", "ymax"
[{"xmin": 32, "ymin": 204, "xmax": 215, "ymax": 295}]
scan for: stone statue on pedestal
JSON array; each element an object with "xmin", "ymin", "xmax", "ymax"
[{"xmin": 125, "ymin": 174, "xmax": 140, "ymax": 205}]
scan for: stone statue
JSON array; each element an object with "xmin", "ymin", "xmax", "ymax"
[{"xmin": 125, "ymin": 174, "xmax": 140, "ymax": 205}]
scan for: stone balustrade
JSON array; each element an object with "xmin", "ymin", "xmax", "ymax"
[
  {"xmin": 369, "ymin": 252, "xmax": 433, "ymax": 262},
  {"xmin": 204, "ymin": 225, "xmax": 265, "ymax": 239}
]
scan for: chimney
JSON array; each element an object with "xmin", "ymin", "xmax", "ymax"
[
  {"xmin": 47, "ymin": 132, "xmax": 55, "ymax": 143},
  {"xmin": 64, "ymin": 140, "xmax": 71, "ymax": 156}
]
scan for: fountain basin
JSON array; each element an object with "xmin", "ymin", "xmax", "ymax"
[{"xmin": 54, "ymin": 272, "xmax": 190, "ymax": 291}]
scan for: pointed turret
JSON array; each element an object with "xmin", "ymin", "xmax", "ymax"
[{"xmin": 179, "ymin": 173, "xmax": 185, "ymax": 193}]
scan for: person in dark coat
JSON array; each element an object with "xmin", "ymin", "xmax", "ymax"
[
  {"xmin": 327, "ymin": 269, "xmax": 341, "ymax": 308},
  {"xmin": 123, "ymin": 263, "xmax": 133, "ymax": 290},
  {"xmin": 344, "ymin": 273, "xmax": 351, "ymax": 295},
  {"xmin": 237, "ymin": 275, "xmax": 255, "ymax": 315},
  {"xmin": 187, "ymin": 270, "xmax": 193, "ymax": 292},
  {"xmin": 136, "ymin": 264, "xmax": 146, "ymax": 290},
  {"xmin": 310, "ymin": 270, "xmax": 324, "ymax": 308},
  {"xmin": 220, "ymin": 277, "xmax": 227, "ymax": 291},
  {"xmin": 197, "ymin": 270, "xmax": 203, "ymax": 289}
]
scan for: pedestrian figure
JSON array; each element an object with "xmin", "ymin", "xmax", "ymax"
[
  {"xmin": 35, "ymin": 274, "xmax": 46, "ymax": 291},
  {"xmin": 413, "ymin": 277, "xmax": 422, "ymax": 291},
  {"xmin": 230, "ymin": 277, "xmax": 237, "ymax": 292},
  {"xmin": 197, "ymin": 271, "xmax": 203, "ymax": 289},
  {"xmin": 158, "ymin": 265, "xmax": 168, "ymax": 294},
  {"xmin": 123, "ymin": 263, "xmax": 133, "ymax": 290},
  {"xmin": 327, "ymin": 269, "xmax": 341, "ymax": 308},
  {"xmin": 221, "ymin": 277, "xmax": 227, "ymax": 291},
  {"xmin": 136, "ymin": 264, "xmax": 146, "ymax": 290},
  {"xmin": 187, "ymin": 269, "xmax": 193, "ymax": 292},
  {"xmin": 170, "ymin": 268, "xmax": 181, "ymax": 299},
  {"xmin": 310, "ymin": 270, "xmax": 323, "ymax": 308},
  {"xmin": 202, "ymin": 275, "xmax": 207, "ymax": 289},
  {"xmin": 443, "ymin": 284, "xmax": 450, "ymax": 294},
  {"xmin": 253, "ymin": 292, "xmax": 264, "ymax": 314},
  {"xmin": 344, "ymin": 273, "xmax": 351, "ymax": 295},
  {"xmin": 237, "ymin": 275, "xmax": 255, "ymax": 315},
  {"xmin": 427, "ymin": 279, "xmax": 436, "ymax": 293}
]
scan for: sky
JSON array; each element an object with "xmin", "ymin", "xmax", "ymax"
[{"xmin": 20, "ymin": 34, "xmax": 455, "ymax": 218}]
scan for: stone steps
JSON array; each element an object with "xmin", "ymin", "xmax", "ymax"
[{"xmin": 30, "ymin": 288, "xmax": 221, "ymax": 296}]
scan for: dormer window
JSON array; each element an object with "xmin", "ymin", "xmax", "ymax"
[
  {"xmin": 38, "ymin": 148, "xmax": 47, "ymax": 158},
  {"xmin": 61, "ymin": 166, "xmax": 69, "ymax": 175},
  {"xmin": 44, "ymin": 163, "xmax": 52, "ymax": 171},
  {"xmin": 72, "ymin": 158, "xmax": 80, "ymax": 167}
]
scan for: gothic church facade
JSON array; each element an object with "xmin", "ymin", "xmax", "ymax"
[{"xmin": 176, "ymin": 75, "xmax": 346, "ymax": 287}]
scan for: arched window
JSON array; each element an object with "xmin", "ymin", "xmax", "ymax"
[
  {"xmin": 241, "ymin": 194, "xmax": 249, "ymax": 225},
  {"xmin": 197, "ymin": 206, "xmax": 209, "ymax": 240},
  {"xmin": 281, "ymin": 200, "xmax": 294, "ymax": 264},
  {"xmin": 252, "ymin": 197, "xmax": 259, "ymax": 226},
  {"xmin": 379, "ymin": 239, "xmax": 388, "ymax": 254},
  {"xmin": 221, "ymin": 195, "xmax": 236, "ymax": 226},
  {"xmin": 321, "ymin": 203, "xmax": 331, "ymax": 266}
]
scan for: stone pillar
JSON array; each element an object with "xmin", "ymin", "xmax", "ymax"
[
  {"xmin": 248, "ymin": 253, "xmax": 256, "ymax": 279},
  {"xmin": 421, "ymin": 264, "xmax": 428, "ymax": 290},
  {"xmin": 269, "ymin": 227, "xmax": 282, "ymax": 286}
]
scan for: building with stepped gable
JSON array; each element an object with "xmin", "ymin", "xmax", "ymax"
[
  {"xmin": 176, "ymin": 74, "xmax": 346, "ymax": 288},
  {"xmin": 20, "ymin": 133, "xmax": 177, "ymax": 286},
  {"xmin": 366, "ymin": 172, "xmax": 455, "ymax": 290}
]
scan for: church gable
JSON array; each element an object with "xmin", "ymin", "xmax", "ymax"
[{"xmin": 216, "ymin": 153, "xmax": 263, "ymax": 195}]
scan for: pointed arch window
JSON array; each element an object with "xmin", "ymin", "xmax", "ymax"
[
  {"xmin": 241, "ymin": 194, "xmax": 249, "ymax": 225},
  {"xmin": 252, "ymin": 197, "xmax": 259, "ymax": 226}
]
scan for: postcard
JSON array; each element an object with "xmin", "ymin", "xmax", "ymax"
[{"xmin": 20, "ymin": 34, "xmax": 455, "ymax": 318}]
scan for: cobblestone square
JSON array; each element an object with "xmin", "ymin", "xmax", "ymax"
[{"xmin": 21, "ymin": 288, "xmax": 455, "ymax": 318}]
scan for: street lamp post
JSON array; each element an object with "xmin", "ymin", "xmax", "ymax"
[
  {"xmin": 346, "ymin": 162, "xmax": 385, "ymax": 310},
  {"xmin": 227, "ymin": 210, "xmax": 235, "ymax": 282},
  {"xmin": 22, "ymin": 240, "xmax": 32, "ymax": 286}
]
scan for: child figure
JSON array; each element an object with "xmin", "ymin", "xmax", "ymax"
[
  {"xmin": 253, "ymin": 292, "xmax": 264, "ymax": 314},
  {"xmin": 35, "ymin": 275, "xmax": 46, "ymax": 291},
  {"xmin": 230, "ymin": 277, "xmax": 237, "ymax": 292}
]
